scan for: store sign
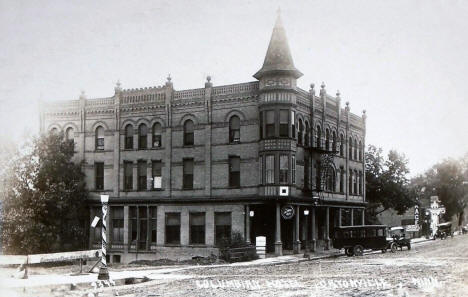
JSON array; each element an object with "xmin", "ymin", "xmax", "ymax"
[
  {"xmin": 406, "ymin": 225, "xmax": 420, "ymax": 232},
  {"xmin": 414, "ymin": 205, "xmax": 419, "ymax": 224},
  {"xmin": 281, "ymin": 205, "xmax": 295, "ymax": 219}
]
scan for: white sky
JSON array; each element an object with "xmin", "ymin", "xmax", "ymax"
[{"xmin": 1, "ymin": 0, "xmax": 467, "ymax": 176}]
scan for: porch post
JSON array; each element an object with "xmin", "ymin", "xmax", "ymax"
[
  {"xmin": 245, "ymin": 205, "xmax": 251, "ymax": 244},
  {"xmin": 351, "ymin": 208, "xmax": 354, "ymax": 226},
  {"xmin": 324, "ymin": 207, "xmax": 330, "ymax": 250},
  {"xmin": 293, "ymin": 205, "xmax": 301, "ymax": 254},
  {"xmin": 310, "ymin": 208, "xmax": 316, "ymax": 252},
  {"xmin": 275, "ymin": 202, "xmax": 282, "ymax": 256},
  {"xmin": 361, "ymin": 209, "xmax": 365, "ymax": 225},
  {"xmin": 338, "ymin": 208, "xmax": 342, "ymax": 227}
]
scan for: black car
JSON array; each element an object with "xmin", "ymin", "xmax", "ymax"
[
  {"xmin": 333, "ymin": 225, "xmax": 388, "ymax": 256},
  {"xmin": 385, "ymin": 226, "xmax": 411, "ymax": 252}
]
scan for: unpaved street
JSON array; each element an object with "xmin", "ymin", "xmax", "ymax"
[{"xmin": 133, "ymin": 235, "xmax": 468, "ymax": 297}]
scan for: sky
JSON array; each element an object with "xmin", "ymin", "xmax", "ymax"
[{"xmin": 1, "ymin": 0, "xmax": 467, "ymax": 176}]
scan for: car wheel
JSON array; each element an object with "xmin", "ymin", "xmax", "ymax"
[
  {"xmin": 390, "ymin": 242, "xmax": 397, "ymax": 253},
  {"xmin": 407, "ymin": 243, "xmax": 411, "ymax": 250},
  {"xmin": 353, "ymin": 245, "xmax": 364, "ymax": 256},
  {"xmin": 345, "ymin": 248, "xmax": 354, "ymax": 257}
]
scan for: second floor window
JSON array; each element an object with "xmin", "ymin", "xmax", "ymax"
[
  {"xmin": 95, "ymin": 162, "xmax": 104, "ymax": 190},
  {"xmin": 265, "ymin": 155, "xmax": 275, "ymax": 184},
  {"xmin": 124, "ymin": 162, "xmax": 133, "ymax": 190},
  {"xmin": 184, "ymin": 120, "xmax": 194, "ymax": 146},
  {"xmin": 354, "ymin": 139, "xmax": 358, "ymax": 160},
  {"xmin": 279, "ymin": 110, "xmax": 289, "ymax": 137},
  {"xmin": 292, "ymin": 155, "xmax": 296, "ymax": 185},
  {"xmin": 138, "ymin": 124, "xmax": 148, "ymax": 149},
  {"xmin": 229, "ymin": 116, "xmax": 240, "ymax": 143},
  {"xmin": 153, "ymin": 123, "xmax": 162, "ymax": 147},
  {"xmin": 325, "ymin": 129, "xmax": 330, "ymax": 151},
  {"xmin": 137, "ymin": 161, "xmax": 147, "ymax": 190},
  {"xmin": 229, "ymin": 156, "xmax": 240, "ymax": 188},
  {"xmin": 291, "ymin": 111, "xmax": 296, "ymax": 139},
  {"xmin": 279, "ymin": 155, "xmax": 288, "ymax": 184},
  {"xmin": 190, "ymin": 212, "xmax": 205, "ymax": 244},
  {"xmin": 152, "ymin": 160, "xmax": 162, "ymax": 189},
  {"xmin": 332, "ymin": 131, "xmax": 337, "ymax": 152},
  {"xmin": 316, "ymin": 126, "xmax": 322, "ymax": 148},
  {"xmin": 183, "ymin": 159, "xmax": 194, "ymax": 189},
  {"xmin": 125, "ymin": 124, "xmax": 133, "ymax": 149},
  {"xmin": 95, "ymin": 126, "xmax": 104, "ymax": 150}
]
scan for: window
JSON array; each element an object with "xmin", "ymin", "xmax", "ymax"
[
  {"xmin": 150, "ymin": 206, "xmax": 157, "ymax": 244},
  {"xmin": 130, "ymin": 207, "xmax": 137, "ymax": 247},
  {"xmin": 359, "ymin": 141, "xmax": 363, "ymax": 161},
  {"xmin": 65, "ymin": 127, "xmax": 74, "ymax": 144},
  {"xmin": 259, "ymin": 155, "xmax": 263, "ymax": 185},
  {"xmin": 51, "ymin": 127, "xmax": 59, "ymax": 134},
  {"xmin": 111, "ymin": 207, "xmax": 124, "ymax": 243},
  {"xmin": 315, "ymin": 161, "xmax": 321, "ymax": 191},
  {"xmin": 348, "ymin": 137, "xmax": 353, "ymax": 159},
  {"xmin": 340, "ymin": 134, "xmax": 344, "ymax": 157},
  {"xmin": 358, "ymin": 171, "xmax": 363, "ymax": 195},
  {"xmin": 95, "ymin": 126, "xmax": 104, "ymax": 150},
  {"xmin": 305, "ymin": 121, "xmax": 310, "ymax": 146},
  {"xmin": 229, "ymin": 156, "xmax": 240, "ymax": 188},
  {"xmin": 279, "ymin": 155, "xmax": 288, "ymax": 184},
  {"xmin": 165, "ymin": 213, "xmax": 181, "ymax": 244},
  {"xmin": 354, "ymin": 170, "xmax": 358, "ymax": 195},
  {"xmin": 265, "ymin": 111, "xmax": 275, "ymax": 138},
  {"xmin": 325, "ymin": 129, "xmax": 330, "ymax": 151},
  {"xmin": 152, "ymin": 123, "xmax": 162, "ymax": 147},
  {"xmin": 138, "ymin": 161, "xmax": 147, "ymax": 191},
  {"xmin": 259, "ymin": 111, "xmax": 264, "ymax": 139},
  {"xmin": 298, "ymin": 119, "xmax": 303, "ymax": 145},
  {"xmin": 125, "ymin": 124, "xmax": 133, "ymax": 149},
  {"xmin": 184, "ymin": 120, "xmax": 194, "ymax": 146},
  {"xmin": 332, "ymin": 131, "xmax": 337, "ymax": 152},
  {"xmin": 279, "ymin": 110, "xmax": 289, "ymax": 137},
  {"xmin": 265, "ymin": 155, "xmax": 275, "ymax": 184},
  {"xmin": 291, "ymin": 111, "xmax": 296, "ymax": 139},
  {"xmin": 183, "ymin": 159, "xmax": 194, "ymax": 189},
  {"xmin": 229, "ymin": 116, "xmax": 240, "ymax": 143},
  {"xmin": 339, "ymin": 167, "xmax": 344, "ymax": 193},
  {"xmin": 124, "ymin": 161, "xmax": 133, "ymax": 190},
  {"xmin": 215, "ymin": 212, "xmax": 231, "ymax": 246},
  {"xmin": 292, "ymin": 155, "xmax": 296, "ymax": 185},
  {"xmin": 138, "ymin": 124, "xmax": 148, "ymax": 149},
  {"xmin": 95, "ymin": 162, "xmax": 104, "ymax": 190},
  {"xmin": 316, "ymin": 126, "xmax": 321, "ymax": 148},
  {"xmin": 138, "ymin": 207, "xmax": 148, "ymax": 249},
  {"xmin": 190, "ymin": 213, "xmax": 205, "ymax": 244},
  {"xmin": 349, "ymin": 170, "xmax": 353, "ymax": 195},
  {"xmin": 354, "ymin": 139, "xmax": 358, "ymax": 160},
  {"xmin": 129, "ymin": 206, "xmax": 151, "ymax": 250},
  {"xmin": 152, "ymin": 161, "xmax": 162, "ymax": 189},
  {"xmin": 325, "ymin": 167, "xmax": 335, "ymax": 192}
]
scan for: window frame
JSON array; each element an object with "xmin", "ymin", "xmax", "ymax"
[
  {"xmin": 189, "ymin": 212, "xmax": 206, "ymax": 245},
  {"xmin": 138, "ymin": 124, "xmax": 148, "ymax": 150},
  {"xmin": 229, "ymin": 115, "xmax": 241, "ymax": 143},
  {"xmin": 183, "ymin": 120, "xmax": 194, "ymax": 146},
  {"xmin": 228, "ymin": 156, "xmax": 240, "ymax": 188},
  {"xmin": 95, "ymin": 162, "xmax": 104, "ymax": 190},
  {"xmin": 124, "ymin": 124, "xmax": 134, "ymax": 149},
  {"xmin": 165, "ymin": 212, "xmax": 181, "ymax": 245},
  {"xmin": 183, "ymin": 158, "xmax": 194, "ymax": 189},
  {"xmin": 152, "ymin": 122, "xmax": 162, "ymax": 148}
]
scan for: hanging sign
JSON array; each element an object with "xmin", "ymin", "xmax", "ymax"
[
  {"xmin": 281, "ymin": 205, "xmax": 295, "ymax": 219},
  {"xmin": 91, "ymin": 216, "xmax": 100, "ymax": 228}
]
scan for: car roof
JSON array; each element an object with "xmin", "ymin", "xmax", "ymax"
[
  {"xmin": 334, "ymin": 225, "xmax": 387, "ymax": 229},
  {"xmin": 390, "ymin": 226, "xmax": 405, "ymax": 231}
]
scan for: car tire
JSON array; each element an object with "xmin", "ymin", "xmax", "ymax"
[
  {"xmin": 390, "ymin": 242, "xmax": 397, "ymax": 253},
  {"xmin": 353, "ymin": 245, "xmax": 364, "ymax": 256},
  {"xmin": 345, "ymin": 248, "xmax": 354, "ymax": 257}
]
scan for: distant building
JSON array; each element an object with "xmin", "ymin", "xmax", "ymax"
[{"xmin": 40, "ymin": 12, "xmax": 367, "ymax": 263}]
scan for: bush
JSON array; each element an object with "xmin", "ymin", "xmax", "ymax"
[{"xmin": 218, "ymin": 231, "xmax": 258, "ymax": 262}]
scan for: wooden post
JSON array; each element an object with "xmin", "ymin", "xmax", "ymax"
[
  {"xmin": 245, "ymin": 205, "xmax": 251, "ymax": 244},
  {"xmin": 275, "ymin": 203, "xmax": 282, "ymax": 256}
]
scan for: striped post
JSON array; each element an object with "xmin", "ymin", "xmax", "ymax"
[{"xmin": 98, "ymin": 195, "xmax": 109, "ymax": 280}]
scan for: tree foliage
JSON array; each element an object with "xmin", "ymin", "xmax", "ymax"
[
  {"xmin": 365, "ymin": 145, "xmax": 415, "ymax": 217},
  {"xmin": 1, "ymin": 133, "xmax": 88, "ymax": 254}
]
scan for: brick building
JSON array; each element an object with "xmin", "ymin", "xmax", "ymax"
[{"xmin": 40, "ymin": 13, "xmax": 367, "ymax": 263}]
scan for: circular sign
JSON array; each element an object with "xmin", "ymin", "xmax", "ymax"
[{"xmin": 281, "ymin": 205, "xmax": 295, "ymax": 220}]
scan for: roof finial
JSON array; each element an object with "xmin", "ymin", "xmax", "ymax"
[
  {"xmin": 79, "ymin": 90, "xmax": 86, "ymax": 100},
  {"xmin": 167, "ymin": 74, "xmax": 171, "ymax": 82},
  {"xmin": 205, "ymin": 75, "xmax": 213, "ymax": 88},
  {"xmin": 165, "ymin": 74, "xmax": 173, "ymax": 87},
  {"xmin": 114, "ymin": 80, "xmax": 122, "ymax": 92},
  {"xmin": 320, "ymin": 82, "xmax": 326, "ymax": 96}
]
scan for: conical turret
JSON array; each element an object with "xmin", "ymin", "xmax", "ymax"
[{"xmin": 253, "ymin": 11, "xmax": 303, "ymax": 80}]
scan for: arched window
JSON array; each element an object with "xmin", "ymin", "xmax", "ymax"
[
  {"xmin": 325, "ymin": 129, "xmax": 330, "ymax": 151},
  {"xmin": 316, "ymin": 125, "xmax": 321, "ymax": 148},
  {"xmin": 325, "ymin": 167, "xmax": 336, "ymax": 192},
  {"xmin": 298, "ymin": 119, "xmax": 304, "ymax": 145},
  {"xmin": 184, "ymin": 119, "xmax": 194, "ymax": 146},
  {"xmin": 304, "ymin": 121, "xmax": 310, "ymax": 146},
  {"xmin": 95, "ymin": 126, "xmax": 104, "ymax": 150},
  {"xmin": 359, "ymin": 140, "xmax": 363, "ymax": 161},
  {"xmin": 339, "ymin": 134, "xmax": 344, "ymax": 157},
  {"xmin": 125, "ymin": 124, "xmax": 133, "ymax": 149},
  {"xmin": 339, "ymin": 168, "xmax": 344, "ymax": 193},
  {"xmin": 348, "ymin": 137, "xmax": 353, "ymax": 159},
  {"xmin": 354, "ymin": 139, "xmax": 358, "ymax": 160},
  {"xmin": 51, "ymin": 127, "xmax": 59, "ymax": 135},
  {"xmin": 138, "ymin": 124, "xmax": 148, "ymax": 149},
  {"xmin": 153, "ymin": 123, "xmax": 162, "ymax": 147},
  {"xmin": 332, "ymin": 131, "xmax": 337, "ymax": 152},
  {"xmin": 65, "ymin": 127, "xmax": 74, "ymax": 144},
  {"xmin": 354, "ymin": 170, "xmax": 358, "ymax": 195},
  {"xmin": 348, "ymin": 170, "xmax": 353, "ymax": 195},
  {"xmin": 229, "ymin": 115, "xmax": 240, "ymax": 143}
]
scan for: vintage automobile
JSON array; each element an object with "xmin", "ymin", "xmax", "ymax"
[
  {"xmin": 462, "ymin": 225, "xmax": 468, "ymax": 235},
  {"xmin": 434, "ymin": 222, "xmax": 453, "ymax": 239},
  {"xmin": 385, "ymin": 226, "xmax": 411, "ymax": 252},
  {"xmin": 333, "ymin": 225, "xmax": 389, "ymax": 256}
]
